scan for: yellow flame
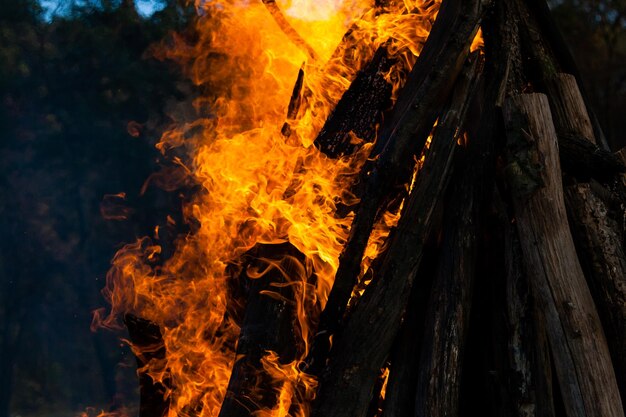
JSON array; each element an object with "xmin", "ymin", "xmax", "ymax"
[{"xmin": 97, "ymin": 1, "xmax": 441, "ymax": 416}]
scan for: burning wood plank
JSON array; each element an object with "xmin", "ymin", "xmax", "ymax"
[{"xmin": 100, "ymin": 1, "xmax": 626, "ymax": 416}]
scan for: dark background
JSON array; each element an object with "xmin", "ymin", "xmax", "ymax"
[{"xmin": 0, "ymin": 1, "xmax": 623, "ymax": 416}]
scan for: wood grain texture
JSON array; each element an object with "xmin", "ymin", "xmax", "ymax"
[
  {"xmin": 503, "ymin": 93, "xmax": 624, "ymax": 417},
  {"xmin": 565, "ymin": 183, "xmax": 626, "ymax": 400},
  {"xmin": 546, "ymin": 74, "xmax": 596, "ymax": 144}
]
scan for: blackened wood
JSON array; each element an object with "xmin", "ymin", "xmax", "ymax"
[
  {"xmin": 503, "ymin": 93, "xmax": 624, "ymax": 417},
  {"xmin": 310, "ymin": 46, "xmax": 484, "ymax": 417},
  {"xmin": 305, "ymin": 0, "xmax": 484, "ymax": 377},
  {"xmin": 503, "ymin": 219, "xmax": 556, "ymax": 417},
  {"xmin": 124, "ymin": 314, "xmax": 170, "ymax": 417},
  {"xmin": 413, "ymin": 60, "xmax": 488, "ymax": 417},
  {"xmin": 558, "ymin": 133, "xmax": 625, "ymax": 181},
  {"xmin": 413, "ymin": 150, "xmax": 481, "ymax": 417},
  {"xmin": 381, "ymin": 244, "xmax": 438, "ymax": 417},
  {"xmin": 281, "ymin": 67, "xmax": 305, "ymax": 137},
  {"xmin": 565, "ymin": 183, "xmax": 626, "ymax": 400},
  {"xmin": 218, "ymin": 242, "xmax": 306, "ymax": 417},
  {"xmin": 314, "ymin": 46, "xmax": 393, "ymax": 158}
]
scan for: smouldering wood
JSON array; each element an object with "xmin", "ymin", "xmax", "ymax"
[{"xmin": 314, "ymin": 46, "xmax": 393, "ymax": 158}]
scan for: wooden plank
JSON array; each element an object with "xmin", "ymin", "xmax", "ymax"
[{"xmin": 502, "ymin": 93, "xmax": 624, "ymax": 417}]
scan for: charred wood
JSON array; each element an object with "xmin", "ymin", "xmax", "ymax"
[
  {"xmin": 218, "ymin": 242, "xmax": 307, "ymax": 417},
  {"xmin": 305, "ymin": 0, "xmax": 484, "ymax": 377},
  {"xmin": 381, "ymin": 243, "xmax": 439, "ymax": 417},
  {"xmin": 281, "ymin": 67, "xmax": 305, "ymax": 138},
  {"xmin": 413, "ymin": 61, "xmax": 489, "ymax": 417},
  {"xmin": 502, "ymin": 212, "xmax": 556, "ymax": 417},
  {"xmin": 124, "ymin": 314, "xmax": 170, "ymax": 417},
  {"xmin": 310, "ymin": 47, "xmax": 484, "ymax": 417},
  {"xmin": 314, "ymin": 46, "xmax": 393, "ymax": 158}
]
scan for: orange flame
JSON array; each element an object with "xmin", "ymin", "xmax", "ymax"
[{"xmin": 97, "ymin": 1, "xmax": 441, "ymax": 416}]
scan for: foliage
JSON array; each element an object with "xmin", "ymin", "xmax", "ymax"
[{"xmin": 0, "ymin": 1, "xmax": 193, "ymax": 416}]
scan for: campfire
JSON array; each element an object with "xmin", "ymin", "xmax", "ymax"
[{"xmin": 96, "ymin": 0, "xmax": 626, "ymax": 417}]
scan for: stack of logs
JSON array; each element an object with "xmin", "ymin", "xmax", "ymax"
[{"xmin": 124, "ymin": 0, "xmax": 626, "ymax": 416}]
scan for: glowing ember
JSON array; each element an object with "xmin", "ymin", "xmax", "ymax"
[{"xmin": 96, "ymin": 1, "xmax": 441, "ymax": 416}]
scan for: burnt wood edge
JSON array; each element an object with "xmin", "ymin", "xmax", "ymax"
[
  {"xmin": 304, "ymin": 0, "xmax": 485, "ymax": 378},
  {"xmin": 124, "ymin": 314, "xmax": 170, "ymax": 417},
  {"xmin": 310, "ymin": 39, "xmax": 484, "ymax": 417},
  {"xmin": 217, "ymin": 242, "xmax": 308, "ymax": 417}
]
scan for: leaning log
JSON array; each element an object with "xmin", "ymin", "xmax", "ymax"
[
  {"xmin": 411, "ymin": 57, "xmax": 486, "ymax": 417},
  {"xmin": 311, "ymin": 47, "xmax": 483, "ymax": 417},
  {"xmin": 314, "ymin": 46, "xmax": 393, "ymax": 158},
  {"xmin": 545, "ymin": 74, "xmax": 596, "ymax": 144},
  {"xmin": 558, "ymin": 133, "xmax": 625, "ymax": 181},
  {"xmin": 217, "ymin": 243, "xmax": 306, "ymax": 417},
  {"xmin": 383, "ymin": 51, "xmax": 486, "ymax": 417},
  {"xmin": 502, "ymin": 93, "xmax": 624, "ymax": 417},
  {"xmin": 502, "ymin": 213, "xmax": 556, "ymax": 417},
  {"xmin": 565, "ymin": 183, "xmax": 626, "ymax": 400},
  {"xmin": 306, "ymin": 0, "xmax": 484, "ymax": 376}
]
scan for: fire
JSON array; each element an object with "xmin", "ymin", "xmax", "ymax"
[{"xmin": 96, "ymin": 1, "xmax": 441, "ymax": 416}]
